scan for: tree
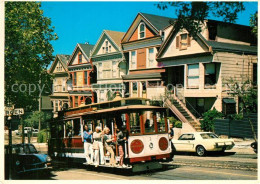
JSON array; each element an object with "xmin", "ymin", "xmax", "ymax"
[
  {"xmin": 226, "ymin": 78, "xmax": 257, "ymax": 141},
  {"xmin": 24, "ymin": 111, "xmax": 51, "ymax": 128},
  {"xmin": 157, "ymin": 2, "xmax": 245, "ymax": 37},
  {"xmin": 250, "ymin": 11, "xmax": 258, "ymax": 37},
  {"xmin": 5, "ymin": 2, "xmax": 57, "ymax": 110}
]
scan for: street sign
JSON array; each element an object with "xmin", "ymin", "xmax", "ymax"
[
  {"xmin": 5, "ymin": 110, "xmax": 13, "ymax": 116},
  {"xmin": 13, "ymin": 108, "xmax": 24, "ymax": 115},
  {"xmin": 5, "ymin": 105, "xmax": 14, "ymax": 111}
]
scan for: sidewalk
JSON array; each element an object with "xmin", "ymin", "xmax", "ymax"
[{"xmin": 227, "ymin": 139, "xmax": 256, "ymax": 155}]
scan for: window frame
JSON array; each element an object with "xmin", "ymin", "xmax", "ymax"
[
  {"xmin": 147, "ymin": 47, "xmax": 155, "ymax": 68},
  {"xmin": 130, "ymin": 51, "xmax": 137, "ymax": 70},
  {"xmin": 187, "ymin": 64, "xmax": 199, "ymax": 89},
  {"xmin": 204, "ymin": 63, "xmax": 217, "ymax": 87},
  {"xmin": 138, "ymin": 22, "xmax": 146, "ymax": 39},
  {"xmin": 78, "ymin": 52, "xmax": 82, "ymax": 64}
]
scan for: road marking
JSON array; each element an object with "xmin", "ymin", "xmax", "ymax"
[
  {"xmin": 65, "ymin": 170, "xmax": 127, "ymax": 180},
  {"xmin": 179, "ymin": 167, "xmax": 257, "ymax": 178}
]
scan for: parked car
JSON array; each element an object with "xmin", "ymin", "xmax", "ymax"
[
  {"xmin": 5, "ymin": 143, "xmax": 52, "ymax": 179},
  {"xmin": 23, "ymin": 127, "xmax": 32, "ymax": 136},
  {"xmin": 172, "ymin": 132, "xmax": 235, "ymax": 156},
  {"xmin": 251, "ymin": 141, "xmax": 257, "ymax": 153},
  {"xmin": 32, "ymin": 129, "xmax": 39, "ymax": 136}
]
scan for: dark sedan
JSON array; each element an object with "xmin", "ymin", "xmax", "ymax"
[{"xmin": 5, "ymin": 143, "xmax": 52, "ymax": 179}]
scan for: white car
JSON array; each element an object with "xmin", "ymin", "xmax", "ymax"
[{"xmin": 172, "ymin": 132, "xmax": 235, "ymax": 156}]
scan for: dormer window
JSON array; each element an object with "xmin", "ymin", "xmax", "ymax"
[{"xmin": 139, "ymin": 22, "xmax": 145, "ymax": 39}]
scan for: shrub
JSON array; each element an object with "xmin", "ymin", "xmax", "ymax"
[
  {"xmin": 37, "ymin": 129, "xmax": 48, "ymax": 143},
  {"xmin": 200, "ymin": 108, "xmax": 223, "ymax": 132},
  {"xmin": 174, "ymin": 121, "xmax": 182, "ymax": 128}
]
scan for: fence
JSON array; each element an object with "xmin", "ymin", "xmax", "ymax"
[{"xmin": 214, "ymin": 113, "xmax": 258, "ymax": 139}]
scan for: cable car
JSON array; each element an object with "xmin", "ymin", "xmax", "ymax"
[{"xmin": 48, "ymin": 97, "xmax": 172, "ymax": 172}]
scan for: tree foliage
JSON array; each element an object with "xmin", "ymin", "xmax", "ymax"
[
  {"xmin": 157, "ymin": 2, "xmax": 245, "ymax": 37},
  {"xmin": 24, "ymin": 111, "xmax": 51, "ymax": 128},
  {"xmin": 250, "ymin": 11, "xmax": 258, "ymax": 37},
  {"xmin": 5, "ymin": 2, "xmax": 57, "ymax": 110}
]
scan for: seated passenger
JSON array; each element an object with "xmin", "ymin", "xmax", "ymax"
[
  {"xmin": 103, "ymin": 127, "xmax": 116, "ymax": 166},
  {"xmin": 93, "ymin": 126, "xmax": 104, "ymax": 167}
]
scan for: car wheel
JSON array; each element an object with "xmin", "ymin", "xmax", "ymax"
[{"xmin": 196, "ymin": 145, "xmax": 206, "ymax": 156}]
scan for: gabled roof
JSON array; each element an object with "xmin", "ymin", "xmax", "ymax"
[
  {"xmin": 105, "ymin": 30, "xmax": 125, "ymax": 48},
  {"xmin": 157, "ymin": 24, "xmax": 257, "ymax": 59},
  {"xmin": 78, "ymin": 43, "xmax": 95, "ymax": 57},
  {"xmin": 140, "ymin": 13, "xmax": 175, "ymax": 31},
  {"xmin": 91, "ymin": 30, "xmax": 125, "ymax": 56},
  {"xmin": 58, "ymin": 54, "xmax": 70, "ymax": 68},
  {"xmin": 49, "ymin": 54, "xmax": 70, "ymax": 73},
  {"xmin": 121, "ymin": 12, "xmax": 174, "ymax": 43},
  {"xmin": 68, "ymin": 43, "xmax": 95, "ymax": 66}
]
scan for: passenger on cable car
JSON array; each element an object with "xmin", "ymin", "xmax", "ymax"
[
  {"xmin": 83, "ymin": 125, "xmax": 93, "ymax": 164},
  {"xmin": 103, "ymin": 127, "xmax": 116, "ymax": 166},
  {"xmin": 168, "ymin": 123, "xmax": 175, "ymax": 161},
  {"xmin": 116, "ymin": 125, "xmax": 129, "ymax": 167},
  {"xmin": 93, "ymin": 126, "xmax": 105, "ymax": 167}
]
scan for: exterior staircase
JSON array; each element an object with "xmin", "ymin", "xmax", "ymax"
[{"xmin": 164, "ymin": 96, "xmax": 201, "ymax": 132}]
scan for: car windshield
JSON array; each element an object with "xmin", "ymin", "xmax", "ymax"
[
  {"xmin": 12, "ymin": 144, "xmax": 38, "ymax": 154},
  {"xmin": 200, "ymin": 133, "xmax": 219, "ymax": 139}
]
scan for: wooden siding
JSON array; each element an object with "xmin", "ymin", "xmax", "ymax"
[
  {"xmin": 129, "ymin": 26, "xmax": 156, "ymax": 42},
  {"xmin": 137, "ymin": 48, "xmax": 146, "ymax": 69},
  {"xmin": 161, "ymin": 31, "xmax": 208, "ymax": 58},
  {"xmin": 71, "ymin": 49, "xmax": 89, "ymax": 65},
  {"xmin": 213, "ymin": 52, "xmax": 257, "ymax": 84}
]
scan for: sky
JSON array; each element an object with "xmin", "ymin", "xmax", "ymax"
[{"xmin": 41, "ymin": 1, "xmax": 258, "ymax": 65}]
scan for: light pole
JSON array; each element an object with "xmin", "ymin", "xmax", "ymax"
[{"xmin": 8, "ymin": 114, "xmax": 12, "ymax": 180}]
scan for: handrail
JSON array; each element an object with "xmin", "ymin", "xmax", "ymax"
[
  {"xmin": 164, "ymin": 99, "xmax": 189, "ymax": 123},
  {"xmin": 176, "ymin": 92, "xmax": 202, "ymax": 119}
]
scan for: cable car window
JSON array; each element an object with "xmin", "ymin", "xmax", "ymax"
[
  {"xmin": 143, "ymin": 111, "xmax": 155, "ymax": 133},
  {"xmin": 129, "ymin": 112, "xmax": 141, "ymax": 134},
  {"xmin": 157, "ymin": 112, "xmax": 166, "ymax": 133}
]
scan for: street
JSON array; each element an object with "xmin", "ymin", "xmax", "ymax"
[{"xmin": 29, "ymin": 153, "xmax": 257, "ymax": 180}]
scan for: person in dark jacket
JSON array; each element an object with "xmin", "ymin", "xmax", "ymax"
[
  {"xmin": 168, "ymin": 123, "xmax": 174, "ymax": 161},
  {"xmin": 117, "ymin": 125, "xmax": 128, "ymax": 167},
  {"xmin": 83, "ymin": 125, "xmax": 93, "ymax": 164}
]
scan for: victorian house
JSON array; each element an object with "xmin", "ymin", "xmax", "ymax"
[
  {"xmin": 121, "ymin": 13, "xmax": 174, "ymax": 100},
  {"xmin": 91, "ymin": 30, "xmax": 126, "ymax": 102},
  {"xmin": 156, "ymin": 20, "xmax": 257, "ymax": 131},
  {"xmin": 67, "ymin": 43, "xmax": 96, "ymax": 108},
  {"xmin": 49, "ymin": 54, "xmax": 70, "ymax": 117}
]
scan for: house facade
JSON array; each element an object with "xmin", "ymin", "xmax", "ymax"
[
  {"xmin": 91, "ymin": 30, "xmax": 127, "ymax": 102},
  {"xmin": 49, "ymin": 54, "xmax": 70, "ymax": 117},
  {"xmin": 67, "ymin": 43, "xmax": 96, "ymax": 108},
  {"xmin": 121, "ymin": 13, "xmax": 174, "ymax": 100},
  {"xmin": 156, "ymin": 20, "xmax": 257, "ymax": 118}
]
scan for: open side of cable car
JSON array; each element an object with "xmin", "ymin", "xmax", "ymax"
[{"xmin": 48, "ymin": 98, "xmax": 172, "ymax": 172}]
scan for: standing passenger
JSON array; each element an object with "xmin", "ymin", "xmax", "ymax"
[
  {"xmin": 93, "ymin": 126, "xmax": 104, "ymax": 167},
  {"xmin": 168, "ymin": 123, "xmax": 174, "ymax": 161},
  {"xmin": 83, "ymin": 125, "xmax": 93, "ymax": 164},
  {"xmin": 117, "ymin": 125, "xmax": 128, "ymax": 167},
  {"xmin": 103, "ymin": 127, "xmax": 116, "ymax": 166}
]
